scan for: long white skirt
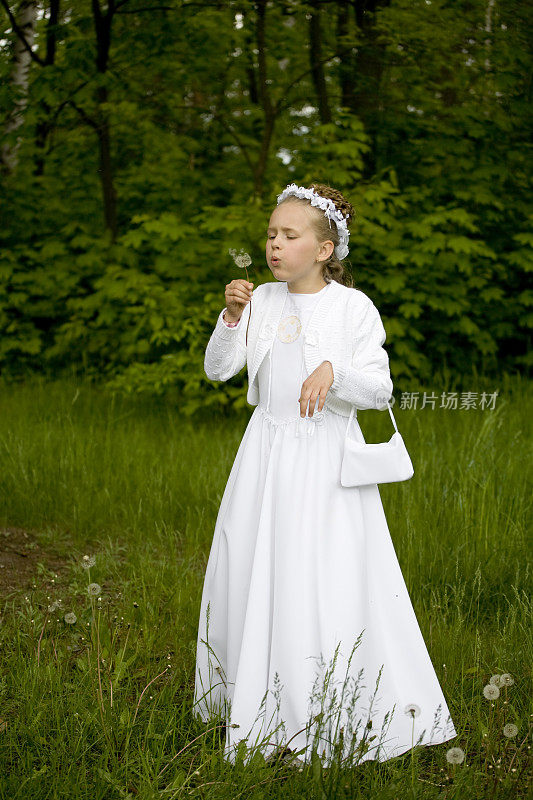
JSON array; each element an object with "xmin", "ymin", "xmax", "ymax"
[{"xmin": 193, "ymin": 403, "xmax": 457, "ymax": 766}]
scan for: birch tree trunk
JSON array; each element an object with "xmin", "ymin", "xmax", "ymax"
[{"xmin": 1, "ymin": 0, "xmax": 38, "ymax": 174}]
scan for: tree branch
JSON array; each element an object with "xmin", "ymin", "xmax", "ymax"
[
  {"xmin": 69, "ymin": 100, "xmax": 99, "ymax": 131},
  {"xmin": 116, "ymin": 4, "xmax": 173, "ymax": 11},
  {"xmin": 210, "ymin": 111, "xmax": 255, "ymax": 175},
  {"xmin": 273, "ymin": 44, "xmax": 365, "ymax": 116},
  {"xmin": 0, "ymin": 0, "xmax": 46, "ymax": 67}
]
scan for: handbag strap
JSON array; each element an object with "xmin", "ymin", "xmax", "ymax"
[
  {"xmin": 386, "ymin": 401, "xmax": 399, "ymax": 433},
  {"xmin": 346, "ymin": 400, "xmax": 400, "ymax": 439}
]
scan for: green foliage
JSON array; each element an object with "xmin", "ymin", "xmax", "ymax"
[{"xmin": 0, "ymin": 0, "xmax": 530, "ymax": 414}]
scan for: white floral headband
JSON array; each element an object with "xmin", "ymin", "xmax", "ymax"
[{"xmin": 276, "ymin": 183, "xmax": 351, "ymax": 260}]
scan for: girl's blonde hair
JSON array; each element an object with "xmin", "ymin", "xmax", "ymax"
[{"xmin": 277, "ymin": 182, "xmax": 355, "ymax": 287}]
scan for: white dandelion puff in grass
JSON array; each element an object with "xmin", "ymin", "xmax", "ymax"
[
  {"xmin": 500, "ymin": 673, "xmax": 514, "ymax": 686},
  {"xmin": 87, "ymin": 583, "xmax": 101, "ymax": 597},
  {"xmin": 446, "ymin": 746, "xmax": 465, "ymax": 764},
  {"xmin": 503, "ymin": 723, "xmax": 518, "ymax": 738},
  {"xmin": 404, "ymin": 703, "xmax": 421, "ymax": 718},
  {"xmin": 489, "ymin": 674, "xmax": 502, "ymax": 686},
  {"xmin": 483, "ymin": 683, "xmax": 500, "ymax": 700},
  {"xmin": 64, "ymin": 612, "xmax": 77, "ymax": 624},
  {"xmin": 81, "ymin": 555, "xmax": 96, "ymax": 569}
]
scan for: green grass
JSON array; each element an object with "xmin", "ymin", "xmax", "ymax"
[{"xmin": 0, "ymin": 373, "xmax": 530, "ymax": 799}]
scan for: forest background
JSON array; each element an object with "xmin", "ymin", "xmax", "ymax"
[
  {"xmin": 1, "ymin": 0, "xmax": 531, "ymax": 414},
  {"xmin": 1, "ymin": 2, "xmax": 532, "ymax": 797}
]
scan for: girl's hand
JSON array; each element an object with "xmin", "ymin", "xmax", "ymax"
[
  {"xmin": 298, "ymin": 361, "xmax": 334, "ymax": 417},
  {"xmin": 225, "ymin": 279, "xmax": 254, "ymax": 323}
]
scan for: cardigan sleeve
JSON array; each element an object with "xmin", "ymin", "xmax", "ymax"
[
  {"xmin": 204, "ymin": 285, "xmax": 257, "ymax": 382},
  {"xmin": 324, "ymin": 298, "xmax": 393, "ymax": 410}
]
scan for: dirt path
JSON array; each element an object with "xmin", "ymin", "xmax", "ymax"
[{"xmin": 0, "ymin": 527, "xmax": 69, "ymax": 599}]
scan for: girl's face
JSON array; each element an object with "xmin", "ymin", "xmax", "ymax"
[{"xmin": 266, "ymin": 202, "xmax": 334, "ymax": 287}]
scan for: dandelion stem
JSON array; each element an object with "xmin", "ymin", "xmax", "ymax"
[
  {"xmin": 36, "ymin": 612, "xmax": 49, "ymax": 666},
  {"xmin": 244, "ymin": 266, "xmax": 251, "ymax": 347},
  {"xmin": 95, "ymin": 608, "xmax": 107, "ymax": 735},
  {"xmin": 410, "ymin": 716, "xmax": 416, "ymax": 791},
  {"xmin": 228, "ymin": 249, "xmax": 254, "ymax": 347},
  {"xmin": 90, "ymin": 605, "xmax": 113, "ymax": 752},
  {"xmin": 507, "ymin": 722, "xmax": 532, "ymax": 773},
  {"xmin": 131, "ymin": 667, "xmax": 170, "ymax": 728}
]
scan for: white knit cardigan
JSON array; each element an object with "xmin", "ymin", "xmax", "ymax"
[{"xmin": 204, "ymin": 278, "xmax": 393, "ymax": 418}]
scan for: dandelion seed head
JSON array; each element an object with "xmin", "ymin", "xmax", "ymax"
[
  {"xmin": 483, "ymin": 683, "xmax": 500, "ymax": 699},
  {"xmin": 489, "ymin": 674, "xmax": 502, "ymax": 686},
  {"xmin": 87, "ymin": 583, "xmax": 101, "ymax": 597},
  {"xmin": 64, "ymin": 612, "xmax": 77, "ymax": 624},
  {"xmin": 446, "ymin": 747, "xmax": 465, "ymax": 764},
  {"xmin": 81, "ymin": 554, "xmax": 96, "ymax": 569},
  {"xmin": 228, "ymin": 248, "xmax": 252, "ymax": 269},
  {"xmin": 503, "ymin": 723, "xmax": 518, "ymax": 738},
  {"xmin": 500, "ymin": 673, "xmax": 514, "ymax": 686},
  {"xmin": 404, "ymin": 703, "xmax": 421, "ymax": 718}
]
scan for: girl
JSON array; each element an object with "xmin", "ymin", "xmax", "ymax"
[{"xmin": 193, "ymin": 183, "xmax": 457, "ymax": 768}]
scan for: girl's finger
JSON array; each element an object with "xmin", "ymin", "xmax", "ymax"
[{"xmin": 228, "ymin": 290, "xmax": 252, "ymax": 304}]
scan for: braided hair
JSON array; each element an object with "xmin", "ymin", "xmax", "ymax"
[{"xmin": 278, "ymin": 182, "xmax": 355, "ymax": 287}]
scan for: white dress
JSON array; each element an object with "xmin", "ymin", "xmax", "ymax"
[{"xmin": 193, "ymin": 283, "xmax": 457, "ymax": 767}]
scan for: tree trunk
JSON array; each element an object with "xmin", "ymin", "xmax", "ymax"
[
  {"xmin": 34, "ymin": 0, "xmax": 61, "ymax": 176},
  {"xmin": 336, "ymin": 0, "xmax": 356, "ymax": 110},
  {"xmin": 253, "ymin": 0, "xmax": 276, "ymax": 198},
  {"xmin": 1, "ymin": 0, "xmax": 38, "ymax": 174},
  {"xmin": 92, "ymin": 0, "xmax": 118, "ymax": 241},
  {"xmin": 309, "ymin": 0, "xmax": 331, "ymax": 124},
  {"xmin": 348, "ymin": 0, "xmax": 391, "ymax": 177},
  {"xmin": 95, "ymin": 85, "xmax": 118, "ymax": 239}
]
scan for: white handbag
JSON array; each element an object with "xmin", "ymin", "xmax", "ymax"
[{"xmin": 340, "ymin": 402, "xmax": 414, "ymax": 488}]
